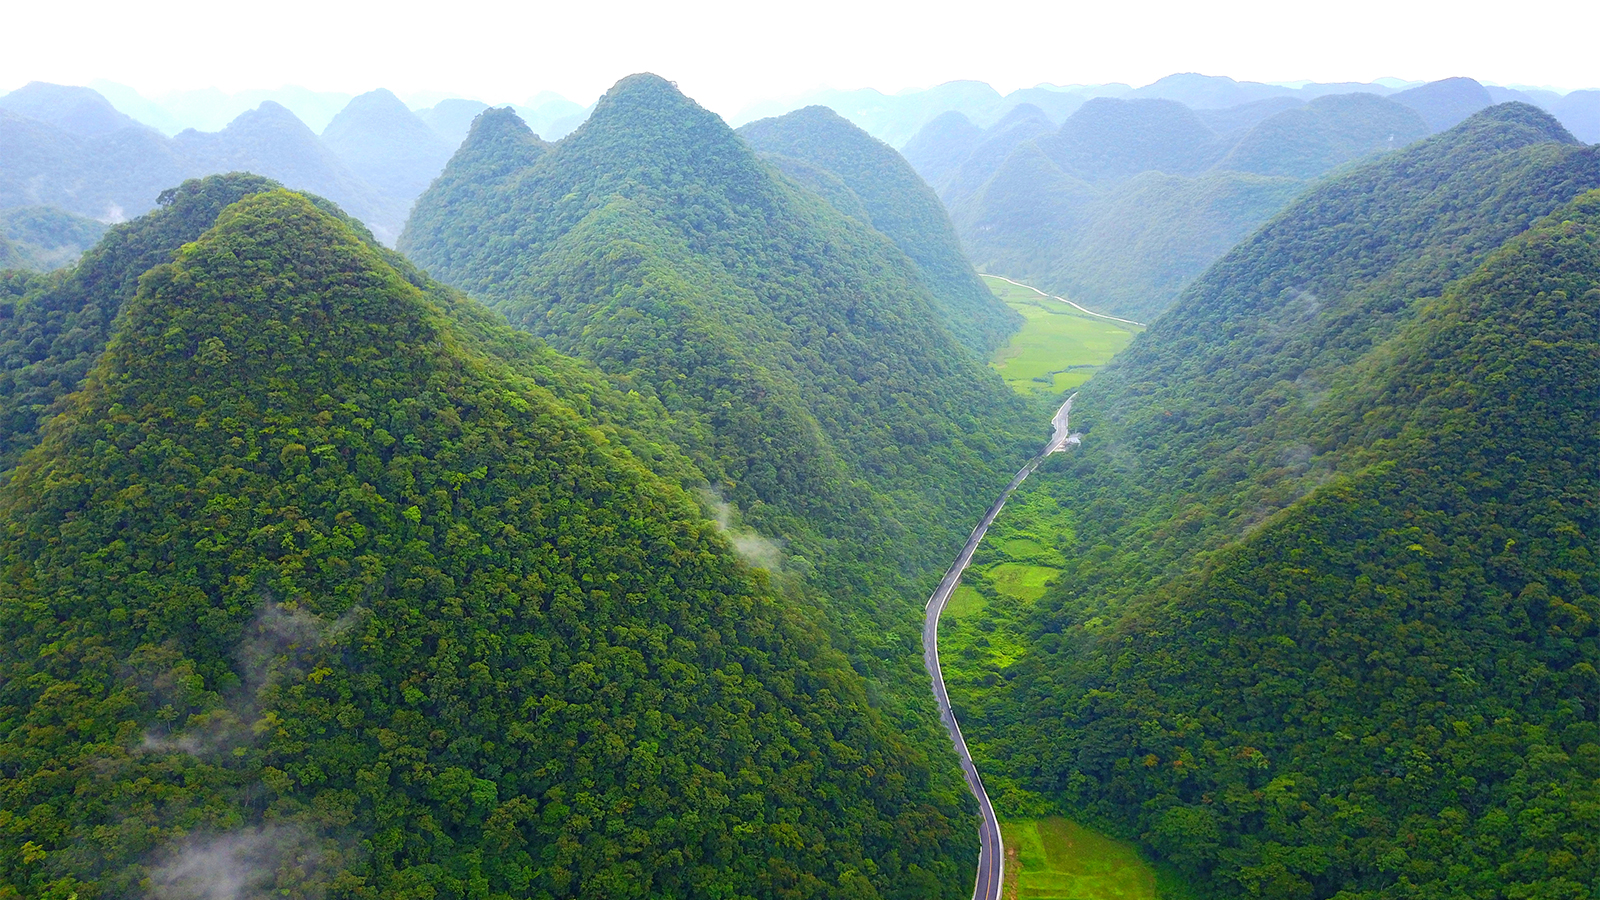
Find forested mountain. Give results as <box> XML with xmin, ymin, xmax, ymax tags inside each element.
<box><xmin>949</xmin><ymin>103</ymin><xmax>1600</xmax><ymax>898</ymax></box>
<box><xmin>901</xmin><ymin>110</ymin><xmax>998</xmax><ymax>190</ymax></box>
<box><xmin>1552</xmin><ymin>90</ymin><xmax>1600</xmax><ymax>143</ymax></box>
<box><xmin>1215</xmin><ymin>92</ymin><xmax>1430</xmax><ymax>178</ymax></box>
<box><xmin>737</xmin><ymin>105</ymin><xmax>1020</xmax><ymax>351</ymax></box>
<box><xmin>0</xmin><ymin>176</ymin><xmax>978</xmax><ymax>899</ymax></box>
<box><xmin>1037</xmin><ymin>98</ymin><xmax>1225</xmax><ymax>181</ymax></box>
<box><xmin>932</xmin><ymin>92</ymin><xmax>1433</xmax><ymax>320</ymax></box>
<box><xmin>732</xmin><ymin>80</ymin><xmax>1005</xmax><ymax>148</ymax></box>
<box><xmin>927</xmin><ymin>104</ymin><xmax>1056</xmax><ymax>213</ymax></box>
<box><xmin>320</xmin><ymin>88</ymin><xmax>456</xmax><ymax>206</ymax></box>
<box><xmin>0</xmin><ymin>206</ymin><xmax>106</xmax><ymax>271</ymax></box>
<box><xmin>401</xmin><ymin>75</ymin><xmax>1038</xmax><ymax>806</ymax></box>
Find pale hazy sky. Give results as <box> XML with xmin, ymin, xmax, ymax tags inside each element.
<box><xmin>6</xmin><ymin>0</ymin><xmax>1597</xmax><ymax>113</ymax></box>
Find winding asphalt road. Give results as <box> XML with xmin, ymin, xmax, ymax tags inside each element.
<box><xmin>923</xmin><ymin>393</ymin><xmax>1077</xmax><ymax>900</ymax></box>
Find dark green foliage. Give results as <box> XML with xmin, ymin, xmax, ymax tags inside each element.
<box><xmin>0</xmin><ymin>174</ymin><xmax>285</xmax><ymax>473</ymax></box>
<box><xmin>738</xmin><ymin>105</ymin><xmax>1019</xmax><ymax>352</ymax></box>
<box><xmin>949</xmin><ymin>104</ymin><xmax>1600</xmax><ymax>898</ymax></box>
<box><xmin>401</xmin><ymin>75</ymin><xmax>1037</xmax><ymax>648</ymax></box>
<box><xmin>396</xmin><ymin>108</ymin><xmax>550</xmax><ymax>283</ymax></box>
<box><xmin>0</xmin><ymin>189</ymin><xmax>974</xmax><ymax>899</ymax></box>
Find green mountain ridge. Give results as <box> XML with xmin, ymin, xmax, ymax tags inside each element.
<box><xmin>736</xmin><ymin>104</ymin><xmax>1020</xmax><ymax>352</ymax></box>
<box><xmin>948</xmin><ymin>101</ymin><xmax>1600</xmax><ymax>898</ymax></box>
<box><xmin>0</xmin><ymin>183</ymin><xmax>975</xmax><ymax>899</ymax></box>
<box><xmin>400</xmin><ymin>74</ymin><xmax>1038</xmax><ymax>645</ymax></box>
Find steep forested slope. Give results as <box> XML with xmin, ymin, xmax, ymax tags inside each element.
<box><xmin>0</xmin><ymin>206</ymin><xmax>107</xmax><ymax>271</ymax></box>
<box><xmin>1392</xmin><ymin>76</ymin><xmax>1493</xmax><ymax>131</ymax></box>
<box><xmin>1215</xmin><ymin>92</ymin><xmax>1429</xmax><ymax>178</ymax></box>
<box><xmin>927</xmin><ymin>105</ymin><xmax>1056</xmax><ymax>214</ymax></box>
<box><xmin>951</xmin><ymin>103</ymin><xmax>1600</xmax><ymax>899</ymax></box>
<box><xmin>0</xmin><ymin>187</ymin><xmax>976</xmax><ymax>900</ymax></box>
<box><xmin>901</xmin><ymin>110</ymin><xmax>986</xmax><ymax>188</ymax></box>
<box><xmin>0</xmin><ymin>174</ymin><xmax>288</xmax><ymax>473</ymax></box>
<box><xmin>1034</xmin><ymin>98</ymin><xmax>1224</xmax><ymax>182</ymax></box>
<box><xmin>401</xmin><ymin>75</ymin><xmax>1036</xmax><ymax>626</ymax></box>
<box><xmin>737</xmin><ymin>105</ymin><xmax>1019</xmax><ymax>352</ymax></box>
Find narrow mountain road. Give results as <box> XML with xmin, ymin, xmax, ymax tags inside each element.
<box><xmin>924</xmin><ymin>393</ymin><xmax>1077</xmax><ymax>900</ymax></box>
<box><xmin>984</xmin><ymin>274</ymin><xmax>1147</xmax><ymax>327</ymax></box>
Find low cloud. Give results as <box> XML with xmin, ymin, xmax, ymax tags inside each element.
<box><xmin>147</xmin><ymin>825</ymin><xmax>323</xmax><ymax>900</ymax></box>
<box><xmin>697</xmin><ymin>487</ymin><xmax>783</xmax><ymax>571</ymax></box>
<box><xmin>142</xmin><ymin>601</ymin><xmax>361</xmax><ymax>757</ymax></box>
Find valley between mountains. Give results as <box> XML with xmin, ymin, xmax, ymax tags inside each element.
<box><xmin>0</xmin><ymin>70</ymin><xmax>1596</xmax><ymax>900</ymax></box>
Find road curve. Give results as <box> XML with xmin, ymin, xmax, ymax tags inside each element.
<box><xmin>924</xmin><ymin>393</ymin><xmax>1077</xmax><ymax>900</ymax></box>
<box><xmin>983</xmin><ymin>274</ymin><xmax>1147</xmax><ymax>328</ymax></box>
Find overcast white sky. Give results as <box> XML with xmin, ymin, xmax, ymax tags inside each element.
<box><xmin>5</xmin><ymin>0</ymin><xmax>1597</xmax><ymax>113</ymax></box>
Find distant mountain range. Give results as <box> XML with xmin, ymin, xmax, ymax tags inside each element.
<box><xmin>899</xmin><ymin>76</ymin><xmax>1600</xmax><ymax>321</ymax></box>
<box><xmin>733</xmin><ymin>72</ymin><xmax>1600</xmax><ymax>149</ymax></box>
<box><xmin>3</xmin><ymin>72</ymin><xmax>1596</xmax><ymax>272</ymax></box>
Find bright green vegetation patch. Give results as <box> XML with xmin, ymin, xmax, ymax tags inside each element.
<box><xmin>1002</xmin><ymin>817</ymin><xmax>1189</xmax><ymax>900</ymax></box>
<box><xmin>983</xmin><ymin>275</ymin><xmax>1140</xmax><ymax>395</ymax></box>
<box><xmin>986</xmin><ymin>563</ymin><xmax>1059</xmax><ymax>602</ymax></box>
<box><xmin>943</xmin><ymin>582</ymin><xmax>986</xmax><ymax>619</ymax></box>
<box><xmin>939</xmin><ymin>480</ymin><xmax>1073</xmax><ymax>707</ymax></box>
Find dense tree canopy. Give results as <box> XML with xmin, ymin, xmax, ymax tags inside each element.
<box><xmin>0</xmin><ymin>188</ymin><xmax>977</xmax><ymax>899</ymax></box>
<box><xmin>737</xmin><ymin>105</ymin><xmax>1019</xmax><ymax>353</ymax></box>
<box><xmin>948</xmin><ymin>104</ymin><xmax>1600</xmax><ymax>898</ymax></box>
<box><xmin>401</xmin><ymin>75</ymin><xmax>1039</xmax><ymax>708</ymax></box>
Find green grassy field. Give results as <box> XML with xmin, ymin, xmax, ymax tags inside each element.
<box><xmin>1002</xmin><ymin>818</ymin><xmax>1195</xmax><ymax>900</ymax></box>
<box><xmin>984</xmin><ymin>275</ymin><xmax>1142</xmax><ymax>394</ymax></box>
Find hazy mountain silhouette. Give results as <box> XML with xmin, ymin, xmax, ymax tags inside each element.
<box><xmin>321</xmin><ymin>88</ymin><xmax>455</xmax><ymax>206</ymax></box>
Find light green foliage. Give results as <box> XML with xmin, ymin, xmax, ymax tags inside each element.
<box><xmin>0</xmin><ymin>184</ymin><xmax>976</xmax><ymax>899</ymax></box>
<box><xmin>1001</xmin><ymin>817</ymin><xmax>1193</xmax><ymax>900</ymax></box>
<box><xmin>983</xmin><ymin>276</ymin><xmax>1141</xmax><ymax>393</ymax></box>
<box><xmin>951</xmin><ymin>105</ymin><xmax>1600</xmax><ymax>899</ymax></box>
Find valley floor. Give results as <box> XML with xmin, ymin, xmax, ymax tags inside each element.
<box><xmin>982</xmin><ymin>275</ymin><xmax>1142</xmax><ymax>394</ymax></box>
<box><xmin>937</xmin><ymin>278</ymin><xmax>1191</xmax><ymax>899</ymax></box>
